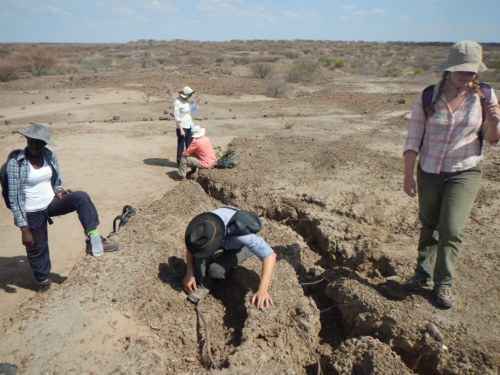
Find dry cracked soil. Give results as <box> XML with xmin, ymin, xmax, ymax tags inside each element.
<box><xmin>0</xmin><ymin>56</ymin><xmax>499</xmax><ymax>375</ymax></box>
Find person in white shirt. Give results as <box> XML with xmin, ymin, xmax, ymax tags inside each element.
<box><xmin>173</xmin><ymin>86</ymin><xmax>196</xmax><ymax>166</ymax></box>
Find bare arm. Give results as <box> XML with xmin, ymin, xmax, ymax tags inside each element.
<box><xmin>403</xmin><ymin>150</ymin><xmax>418</xmax><ymax>198</ymax></box>
<box><xmin>484</xmin><ymin>103</ymin><xmax>500</xmax><ymax>144</ymax></box>
<box><xmin>182</xmin><ymin>251</ymin><xmax>197</xmax><ymax>292</ymax></box>
<box><xmin>251</xmin><ymin>252</ymin><xmax>277</xmax><ymax>309</ymax></box>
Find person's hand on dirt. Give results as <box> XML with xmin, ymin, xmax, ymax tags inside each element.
<box><xmin>183</xmin><ymin>274</ymin><xmax>197</xmax><ymax>293</ymax></box>
<box><xmin>404</xmin><ymin>175</ymin><xmax>417</xmax><ymax>198</ymax></box>
<box><xmin>251</xmin><ymin>290</ymin><xmax>274</xmax><ymax>309</ymax></box>
<box><xmin>21</xmin><ymin>227</ymin><xmax>35</xmax><ymax>249</ymax></box>
<box><xmin>56</xmin><ymin>189</ymin><xmax>73</xmax><ymax>199</ymax></box>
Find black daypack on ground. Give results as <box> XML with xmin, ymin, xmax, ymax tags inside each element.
<box><xmin>215</xmin><ymin>150</ymin><xmax>240</xmax><ymax>169</ymax></box>
<box><xmin>224</xmin><ymin>206</ymin><xmax>262</xmax><ymax>237</ymax></box>
<box><xmin>421</xmin><ymin>82</ymin><xmax>491</xmax><ymax>151</ymax></box>
<box><xmin>1</xmin><ymin>149</ymin><xmax>22</xmax><ymax>210</ymax></box>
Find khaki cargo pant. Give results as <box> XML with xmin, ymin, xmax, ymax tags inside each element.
<box><xmin>178</xmin><ymin>156</ymin><xmax>202</xmax><ymax>177</ymax></box>
<box><xmin>415</xmin><ymin>163</ymin><xmax>481</xmax><ymax>288</ymax></box>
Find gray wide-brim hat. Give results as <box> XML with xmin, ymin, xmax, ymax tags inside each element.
<box><xmin>440</xmin><ymin>40</ymin><xmax>487</xmax><ymax>73</ymax></box>
<box><xmin>18</xmin><ymin>123</ymin><xmax>56</xmax><ymax>146</ymax></box>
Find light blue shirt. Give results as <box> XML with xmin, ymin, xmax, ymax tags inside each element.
<box><xmin>212</xmin><ymin>207</ymin><xmax>274</xmax><ymax>260</ymax></box>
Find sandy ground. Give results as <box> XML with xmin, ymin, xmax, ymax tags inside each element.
<box><xmin>0</xmin><ymin>71</ymin><xmax>499</xmax><ymax>375</ymax></box>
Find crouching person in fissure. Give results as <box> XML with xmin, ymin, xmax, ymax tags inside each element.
<box><xmin>182</xmin><ymin>206</ymin><xmax>276</xmax><ymax>309</ymax></box>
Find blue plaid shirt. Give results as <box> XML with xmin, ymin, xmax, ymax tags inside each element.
<box><xmin>7</xmin><ymin>148</ymin><xmax>62</xmax><ymax>227</ymax></box>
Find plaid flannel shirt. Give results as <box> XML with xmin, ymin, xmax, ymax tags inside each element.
<box><xmin>7</xmin><ymin>148</ymin><xmax>62</xmax><ymax>227</ymax></box>
<box><xmin>404</xmin><ymin>87</ymin><xmax>498</xmax><ymax>174</ymax></box>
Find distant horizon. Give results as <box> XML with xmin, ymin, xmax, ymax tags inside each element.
<box><xmin>2</xmin><ymin>39</ymin><xmax>500</xmax><ymax>46</ymax></box>
<box><xmin>1</xmin><ymin>1</ymin><xmax>500</xmax><ymax>44</ymax></box>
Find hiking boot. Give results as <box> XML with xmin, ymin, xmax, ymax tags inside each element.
<box><xmin>404</xmin><ymin>274</ymin><xmax>433</xmax><ymax>291</ymax></box>
<box><xmin>435</xmin><ymin>287</ymin><xmax>454</xmax><ymax>309</ymax></box>
<box><xmin>187</xmin><ymin>287</ymin><xmax>210</xmax><ymax>304</ymax></box>
<box><xmin>186</xmin><ymin>168</ymin><xmax>198</xmax><ymax>180</ymax></box>
<box><xmin>38</xmin><ymin>279</ymin><xmax>52</xmax><ymax>293</ymax></box>
<box><xmin>86</xmin><ymin>236</ymin><xmax>119</xmax><ymax>256</ymax></box>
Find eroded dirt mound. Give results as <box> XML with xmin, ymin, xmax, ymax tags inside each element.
<box><xmin>1</xmin><ymin>73</ymin><xmax>499</xmax><ymax>374</ymax></box>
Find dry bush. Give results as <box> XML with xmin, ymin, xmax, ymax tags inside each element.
<box><xmin>251</xmin><ymin>62</ymin><xmax>272</xmax><ymax>79</ymax></box>
<box><xmin>285</xmin><ymin>58</ymin><xmax>319</xmax><ymax>83</ymax></box>
<box><xmin>266</xmin><ymin>76</ymin><xmax>288</xmax><ymax>98</ymax></box>
<box><xmin>0</xmin><ymin>56</ymin><xmax>18</xmax><ymax>81</ymax></box>
<box><xmin>187</xmin><ymin>55</ymin><xmax>205</xmax><ymax>66</ymax></box>
<box><xmin>18</xmin><ymin>47</ymin><xmax>58</xmax><ymax>77</ymax></box>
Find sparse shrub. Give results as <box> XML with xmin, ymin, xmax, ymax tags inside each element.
<box><xmin>231</xmin><ymin>56</ymin><xmax>250</xmax><ymax>65</ymax></box>
<box><xmin>286</xmin><ymin>58</ymin><xmax>319</xmax><ymax>83</ymax></box>
<box><xmin>413</xmin><ymin>67</ymin><xmax>424</xmax><ymax>75</ymax></box>
<box><xmin>19</xmin><ymin>47</ymin><xmax>58</xmax><ymax>77</ymax></box>
<box><xmin>187</xmin><ymin>55</ymin><xmax>205</xmax><ymax>66</ymax></box>
<box><xmin>117</xmin><ymin>58</ymin><xmax>135</xmax><ymax>71</ymax></box>
<box><xmin>251</xmin><ymin>63</ymin><xmax>272</xmax><ymax>79</ymax></box>
<box><xmin>0</xmin><ymin>57</ymin><xmax>18</xmax><ymax>81</ymax></box>
<box><xmin>319</xmin><ymin>55</ymin><xmax>333</xmax><ymax>68</ymax></box>
<box><xmin>284</xmin><ymin>120</ymin><xmax>295</xmax><ymax>129</ymax></box>
<box><xmin>334</xmin><ymin>59</ymin><xmax>345</xmax><ymax>69</ymax></box>
<box><xmin>266</xmin><ymin>76</ymin><xmax>288</xmax><ymax>98</ymax></box>
<box><xmin>283</xmin><ymin>50</ymin><xmax>300</xmax><ymax>59</ymax></box>
<box><xmin>386</xmin><ymin>64</ymin><xmax>404</xmax><ymax>77</ymax></box>
<box><xmin>493</xmin><ymin>60</ymin><xmax>500</xmax><ymax>71</ymax></box>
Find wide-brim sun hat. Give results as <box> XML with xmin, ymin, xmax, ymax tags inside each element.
<box><xmin>185</xmin><ymin>212</ymin><xmax>225</xmax><ymax>259</ymax></box>
<box><xmin>440</xmin><ymin>40</ymin><xmax>487</xmax><ymax>73</ymax></box>
<box><xmin>179</xmin><ymin>86</ymin><xmax>195</xmax><ymax>99</ymax></box>
<box><xmin>191</xmin><ymin>125</ymin><xmax>206</xmax><ymax>138</ymax></box>
<box><xmin>18</xmin><ymin>123</ymin><xmax>56</xmax><ymax>146</ymax></box>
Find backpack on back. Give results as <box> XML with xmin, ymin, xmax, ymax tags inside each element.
<box><xmin>221</xmin><ymin>205</ymin><xmax>262</xmax><ymax>237</ymax></box>
<box><xmin>1</xmin><ymin>149</ymin><xmax>22</xmax><ymax>210</ymax></box>
<box><xmin>421</xmin><ymin>82</ymin><xmax>491</xmax><ymax>150</ymax></box>
<box><xmin>215</xmin><ymin>150</ymin><xmax>240</xmax><ymax>169</ymax></box>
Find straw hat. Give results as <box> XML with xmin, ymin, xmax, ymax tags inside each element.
<box><xmin>191</xmin><ymin>125</ymin><xmax>206</xmax><ymax>138</ymax></box>
<box><xmin>179</xmin><ymin>86</ymin><xmax>195</xmax><ymax>99</ymax></box>
<box><xmin>441</xmin><ymin>40</ymin><xmax>487</xmax><ymax>73</ymax></box>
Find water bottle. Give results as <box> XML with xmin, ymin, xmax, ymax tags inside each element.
<box><xmin>190</xmin><ymin>100</ymin><xmax>198</xmax><ymax>115</ymax></box>
<box><xmin>89</xmin><ymin>234</ymin><xmax>104</xmax><ymax>257</ymax></box>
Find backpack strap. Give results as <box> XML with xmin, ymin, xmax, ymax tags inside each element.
<box><xmin>422</xmin><ymin>84</ymin><xmax>436</xmax><ymax>119</ymax></box>
<box><xmin>419</xmin><ymin>84</ymin><xmax>436</xmax><ymax>150</ymax></box>
<box><xmin>478</xmin><ymin>83</ymin><xmax>492</xmax><ymax>150</ymax></box>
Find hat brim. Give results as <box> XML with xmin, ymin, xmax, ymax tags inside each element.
<box><xmin>18</xmin><ymin>131</ymin><xmax>56</xmax><ymax>146</ymax></box>
<box><xmin>441</xmin><ymin>61</ymin><xmax>487</xmax><ymax>73</ymax></box>
<box><xmin>192</xmin><ymin>128</ymin><xmax>206</xmax><ymax>138</ymax></box>
<box><xmin>185</xmin><ymin>212</ymin><xmax>225</xmax><ymax>259</ymax></box>
<box><xmin>179</xmin><ymin>91</ymin><xmax>195</xmax><ymax>99</ymax></box>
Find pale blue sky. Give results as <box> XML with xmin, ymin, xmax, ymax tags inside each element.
<box><xmin>1</xmin><ymin>0</ymin><xmax>499</xmax><ymax>44</ymax></box>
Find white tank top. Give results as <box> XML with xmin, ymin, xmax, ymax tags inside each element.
<box><xmin>25</xmin><ymin>159</ymin><xmax>55</xmax><ymax>212</ymax></box>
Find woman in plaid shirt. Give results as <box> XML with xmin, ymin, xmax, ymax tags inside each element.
<box><xmin>403</xmin><ymin>41</ymin><xmax>500</xmax><ymax>308</ymax></box>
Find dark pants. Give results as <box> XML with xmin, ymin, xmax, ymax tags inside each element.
<box><xmin>176</xmin><ymin>128</ymin><xmax>193</xmax><ymax>165</ymax></box>
<box><xmin>26</xmin><ymin>191</ymin><xmax>100</xmax><ymax>282</ymax></box>
<box><xmin>194</xmin><ymin>247</ymin><xmax>253</xmax><ymax>289</ymax></box>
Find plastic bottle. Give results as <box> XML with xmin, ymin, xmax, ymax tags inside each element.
<box><xmin>89</xmin><ymin>234</ymin><xmax>104</xmax><ymax>256</ymax></box>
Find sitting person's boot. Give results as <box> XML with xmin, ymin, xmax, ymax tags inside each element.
<box><xmin>186</xmin><ymin>167</ymin><xmax>198</xmax><ymax>180</ymax></box>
